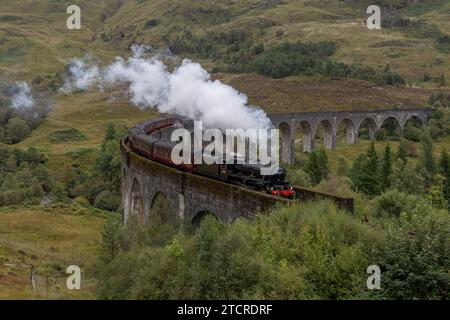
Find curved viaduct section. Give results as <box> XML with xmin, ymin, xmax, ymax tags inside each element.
<box><xmin>270</xmin><ymin>108</ymin><xmax>434</xmax><ymax>164</ymax></box>
<box><xmin>120</xmin><ymin>140</ymin><xmax>290</xmax><ymax>225</ymax></box>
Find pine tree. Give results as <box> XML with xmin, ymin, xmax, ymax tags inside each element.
<box><xmin>381</xmin><ymin>143</ymin><xmax>393</xmax><ymax>191</ymax></box>
<box><xmin>365</xmin><ymin>142</ymin><xmax>380</xmax><ymax>195</ymax></box>
<box><xmin>348</xmin><ymin>144</ymin><xmax>382</xmax><ymax>196</ymax></box>
<box><xmin>428</xmin><ymin>175</ymin><xmax>447</xmax><ymax>209</ymax></box>
<box><xmin>305</xmin><ymin>150</ymin><xmax>320</xmax><ymax>185</ymax></box>
<box><xmin>396</xmin><ymin>139</ymin><xmax>409</xmax><ymax>164</ymax></box>
<box><xmin>439</xmin><ymin>149</ymin><xmax>450</xmax><ymax>204</ymax></box>
<box><xmin>348</xmin><ymin>154</ymin><xmax>368</xmax><ymax>193</ymax></box>
<box><xmin>305</xmin><ymin>148</ymin><xmax>329</xmax><ymax>185</ymax></box>
<box><xmin>391</xmin><ymin>159</ymin><xmax>425</xmax><ymax>195</ymax></box>
<box><xmin>316</xmin><ymin>147</ymin><xmax>329</xmax><ymax>182</ymax></box>
<box><xmin>102</xmin><ymin>123</ymin><xmax>117</xmax><ymax>151</ymax></box>
<box><xmin>418</xmin><ymin>130</ymin><xmax>435</xmax><ymax>187</ymax></box>
<box><xmin>99</xmin><ymin>214</ymin><xmax>121</xmax><ymax>263</ymax></box>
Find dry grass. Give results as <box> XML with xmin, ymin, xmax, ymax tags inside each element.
<box><xmin>0</xmin><ymin>206</ymin><xmax>105</xmax><ymax>299</ymax></box>
<box><xmin>221</xmin><ymin>73</ymin><xmax>434</xmax><ymax>113</ymax></box>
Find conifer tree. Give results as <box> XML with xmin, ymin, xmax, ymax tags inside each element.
<box><xmin>391</xmin><ymin>159</ymin><xmax>425</xmax><ymax>195</ymax></box>
<box><xmin>381</xmin><ymin>143</ymin><xmax>393</xmax><ymax>191</ymax></box>
<box><xmin>439</xmin><ymin>150</ymin><xmax>450</xmax><ymax>204</ymax></box>
<box><xmin>305</xmin><ymin>151</ymin><xmax>320</xmax><ymax>185</ymax></box>
<box><xmin>316</xmin><ymin>147</ymin><xmax>329</xmax><ymax>182</ymax></box>
<box><xmin>99</xmin><ymin>214</ymin><xmax>121</xmax><ymax>263</ymax></box>
<box><xmin>305</xmin><ymin>147</ymin><xmax>329</xmax><ymax>185</ymax></box>
<box><xmin>365</xmin><ymin>142</ymin><xmax>380</xmax><ymax>195</ymax></box>
<box><xmin>396</xmin><ymin>139</ymin><xmax>409</xmax><ymax>164</ymax></box>
<box><xmin>102</xmin><ymin>123</ymin><xmax>117</xmax><ymax>151</ymax></box>
<box><xmin>418</xmin><ymin>130</ymin><xmax>435</xmax><ymax>187</ymax></box>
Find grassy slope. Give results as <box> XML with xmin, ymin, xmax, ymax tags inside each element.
<box><xmin>0</xmin><ymin>0</ymin><xmax>446</xmax><ymax>154</ymax></box>
<box><xmin>0</xmin><ymin>0</ymin><xmax>120</xmax><ymax>80</ymax></box>
<box><xmin>101</xmin><ymin>0</ymin><xmax>450</xmax><ymax>83</ymax></box>
<box><xmin>0</xmin><ymin>207</ymin><xmax>105</xmax><ymax>299</ymax></box>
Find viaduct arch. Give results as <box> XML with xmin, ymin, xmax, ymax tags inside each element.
<box><xmin>121</xmin><ymin>139</ymin><xmax>291</xmax><ymax>225</ymax></box>
<box><xmin>121</xmin><ymin>138</ymin><xmax>354</xmax><ymax>225</ymax></box>
<box><xmin>270</xmin><ymin>108</ymin><xmax>433</xmax><ymax>164</ymax></box>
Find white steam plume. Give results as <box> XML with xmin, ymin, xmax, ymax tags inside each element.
<box><xmin>64</xmin><ymin>58</ymin><xmax>100</xmax><ymax>92</ymax></box>
<box><xmin>65</xmin><ymin>47</ymin><xmax>273</xmax><ymax>130</ymax></box>
<box><xmin>11</xmin><ymin>81</ymin><xmax>34</xmax><ymax>109</ymax></box>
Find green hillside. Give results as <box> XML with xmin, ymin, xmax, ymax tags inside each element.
<box><xmin>0</xmin><ymin>0</ymin><xmax>449</xmax><ymax>300</ymax></box>
<box><xmin>0</xmin><ymin>0</ymin><xmax>447</xmax><ymax>153</ymax></box>
<box><xmin>1</xmin><ymin>0</ymin><xmax>449</xmax><ymax>84</ymax></box>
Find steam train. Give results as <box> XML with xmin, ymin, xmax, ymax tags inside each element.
<box><xmin>127</xmin><ymin>117</ymin><xmax>295</xmax><ymax>199</ymax></box>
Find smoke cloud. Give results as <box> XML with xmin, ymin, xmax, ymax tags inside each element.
<box><xmin>11</xmin><ymin>81</ymin><xmax>34</xmax><ymax>109</ymax></box>
<box><xmin>64</xmin><ymin>58</ymin><xmax>100</xmax><ymax>92</ymax></box>
<box><xmin>65</xmin><ymin>46</ymin><xmax>273</xmax><ymax>130</ymax></box>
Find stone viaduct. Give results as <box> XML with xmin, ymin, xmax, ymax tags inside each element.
<box><xmin>121</xmin><ymin>139</ymin><xmax>289</xmax><ymax>225</ymax></box>
<box><xmin>269</xmin><ymin>108</ymin><xmax>434</xmax><ymax>164</ymax></box>
<box><xmin>121</xmin><ymin>139</ymin><xmax>353</xmax><ymax>226</ymax></box>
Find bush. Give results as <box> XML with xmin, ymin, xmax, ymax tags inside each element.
<box><xmin>404</xmin><ymin>124</ymin><xmax>422</xmax><ymax>142</ymax></box>
<box><xmin>94</xmin><ymin>190</ymin><xmax>120</xmax><ymax>211</ymax></box>
<box><xmin>316</xmin><ymin>176</ymin><xmax>354</xmax><ymax>197</ymax></box>
<box><xmin>74</xmin><ymin>178</ymin><xmax>105</xmax><ymax>203</ymax></box>
<box><xmin>287</xmin><ymin>169</ymin><xmax>311</xmax><ymax>187</ymax></box>
<box><xmin>372</xmin><ymin>190</ymin><xmax>425</xmax><ymax>218</ymax></box>
<box><xmin>375</xmin><ymin>128</ymin><xmax>388</xmax><ymax>141</ymax></box>
<box><xmin>336</xmin><ymin>156</ymin><xmax>349</xmax><ymax>176</ymax></box>
<box><xmin>373</xmin><ymin>206</ymin><xmax>449</xmax><ymax>300</ymax></box>
<box><xmin>48</xmin><ymin>128</ymin><xmax>87</xmax><ymax>143</ymax></box>
<box><xmin>4</xmin><ymin>117</ymin><xmax>30</xmax><ymax>144</ymax></box>
<box><xmin>97</xmin><ymin>201</ymin><xmax>380</xmax><ymax>300</ymax></box>
<box><xmin>73</xmin><ymin>196</ymin><xmax>90</xmax><ymax>208</ymax></box>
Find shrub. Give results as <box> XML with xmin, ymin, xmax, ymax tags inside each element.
<box><xmin>404</xmin><ymin>123</ymin><xmax>422</xmax><ymax>142</ymax></box>
<box><xmin>73</xmin><ymin>196</ymin><xmax>90</xmax><ymax>208</ymax></box>
<box><xmin>97</xmin><ymin>201</ymin><xmax>380</xmax><ymax>300</ymax></box>
<box><xmin>336</xmin><ymin>156</ymin><xmax>349</xmax><ymax>176</ymax></box>
<box><xmin>390</xmin><ymin>159</ymin><xmax>425</xmax><ymax>195</ymax></box>
<box><xmin>373</xmin><ymin>206</ymin><xmax>449</xmax><ymax>299</ymax></box>
<box><xmin>48</xmin><ymin>128</ymin><xmax>87</xmax><ymax>143</ymax></box>
<box><xmin>4</xmin><ymin>117</ymin><xmax>30</xmax><ymax>144</ymax></box>
<box><xmin>372</xmin><ymin>190</ymin><xmax>425</xmax><ymax>218</ymax></box>
<box><xmin>94</xmin><ymin>190</ymin><xmax>120</xmax><ymax>211</ymax></box>
<box><xmin>305</xmin><ymin>148</ymin><xmax>329</xmax><ymax>185</ymax></box>
<box><xmin>375</xmin><ymin>128</ymin><xmax>388</xmax><ymax>141</ymax></box>
<box><xmin>287</xmin><ymin>169</ymin><xmax>311</xmax><ymax>187</ymax></box>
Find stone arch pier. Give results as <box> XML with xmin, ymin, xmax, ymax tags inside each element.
<box><xmin>270</xmin><ymin>108</ymin><xmax>433</xmax><ymax>164</ymax></box>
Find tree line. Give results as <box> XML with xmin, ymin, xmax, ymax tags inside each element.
<box><xmin>168</xmin><ymin>29</ymin><xmax>406</xmax><ymax>85</ymax></box>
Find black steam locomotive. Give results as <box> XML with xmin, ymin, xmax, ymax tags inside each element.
<box><xmin>128</xmin><ymin>117</ymin><xmax>295</xmax><ymax>199</ymax></box>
